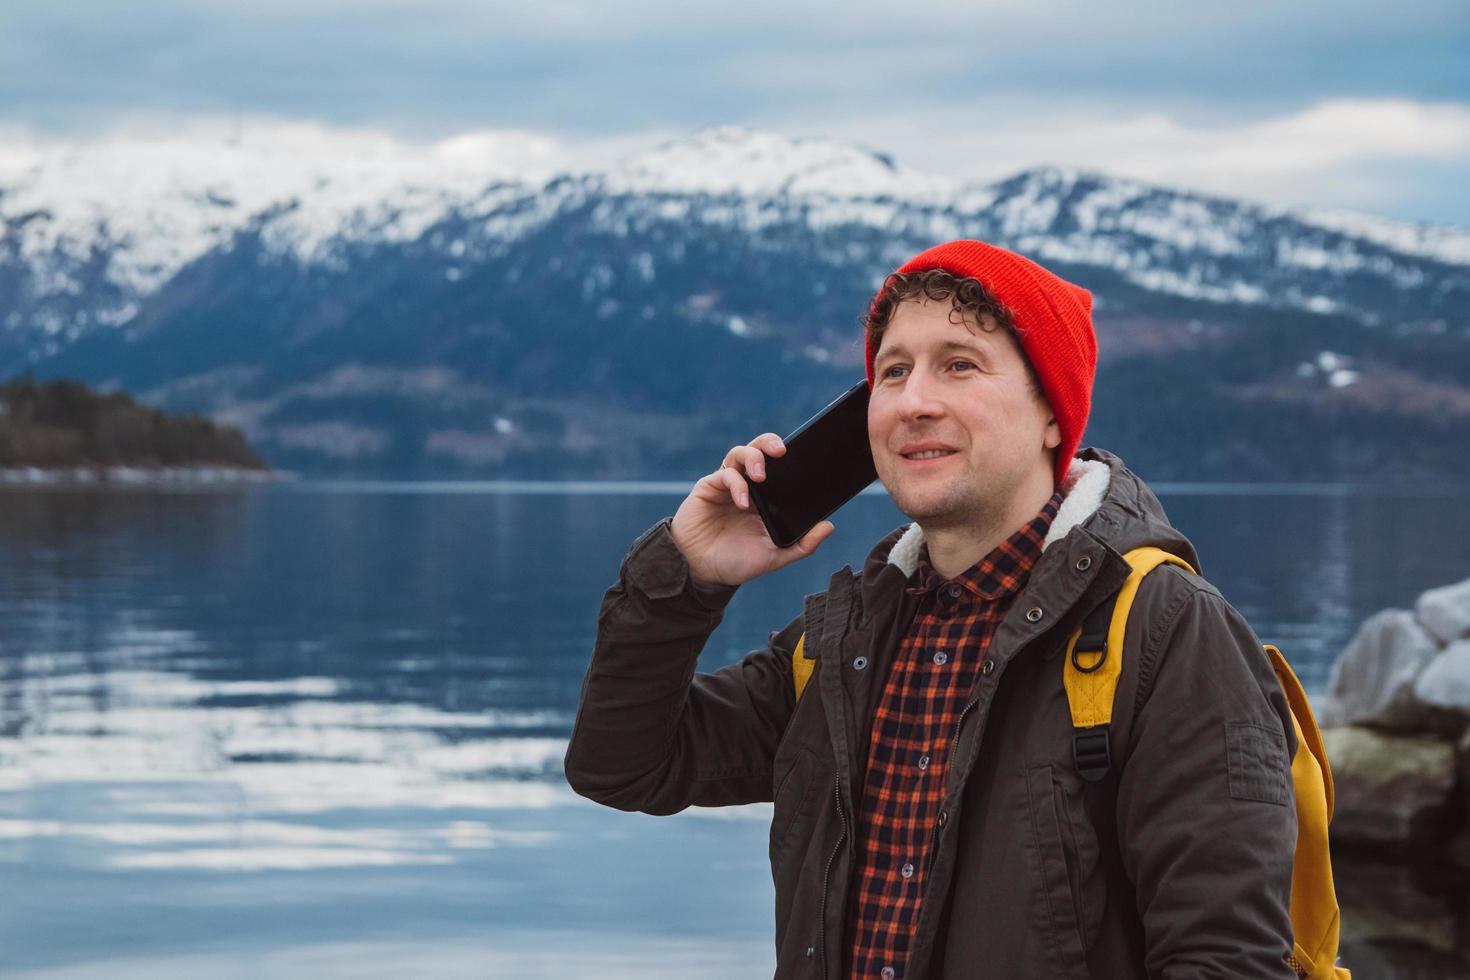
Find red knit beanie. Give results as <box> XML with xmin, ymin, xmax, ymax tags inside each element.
<box><xmin>865</xmin><ymin>240</ymin><xmax>1097</xmax><ymax>487</ymax></box>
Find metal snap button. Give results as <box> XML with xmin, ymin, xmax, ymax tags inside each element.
<box><xmin>981</xmin><ymin>659</ymin><xmax>995</xmax><ymax>676</ymax></box>
<box><xmin>853</xmin><ymin>656</ymin><xmax>868</xmax><ymax>671</ymax></box>
<box><xmin>1026</xmin><ymin>607</ymin><xmax>1044</xmax><ymax>623</ymax></box>
<box><xmin>1076</xmin><ymin>556</ymin><xmax>1092</xmax><ymax>571</ymax></box>
<box><xmin>937</xmin><ymin>810</ymin><xmax>948</xmax><ymax>828</ymax></box>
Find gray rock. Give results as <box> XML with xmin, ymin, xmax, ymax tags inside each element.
<box><xmin>1461</xmin><ymin>725</ymin><xmax>1470</xmax><ymax>790</ymax></box>
<box><xmin>1322</xmin><ymin>726</ymin><xmax>1456</xmax><ymax>849</ymax></box>
<box><xmin>1320</xmin><ymin>609</ymin><xmax>1439</xmax><ymax>732</ymax></box>
<box><xmin>1454</xmin><ymin>726</ymin><xmax>1470</xmax><ymax>868</ymax></box>
<box><xmin>1411</xmin><ymin>640</ymin><xmax>1470</xmax><ymax>726</ymax></box>
<box><xmin>1336</xmin><ymin>859</ymin><xmax>1459</xmax><ymax>954</ymax></box>
<box><xmin>1416</xmin><ymin>576</ymin><xmax>1470</xmax><ymax>647</ymax></box>
<box><xmin>1338</xmin><ymin>939</ymin><xmax>1470</xmax><ymax>980</ymax></box>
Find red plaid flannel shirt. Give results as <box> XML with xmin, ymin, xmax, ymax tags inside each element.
<box><xmin>845</xmin><ymin>491</ymin><xmax>1062</xmax><ymax>980</ymax></box>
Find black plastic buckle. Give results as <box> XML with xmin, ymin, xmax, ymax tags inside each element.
<box><xmin>1073</xmin><ymin>727</ymin><xmax>1112</xmax><ymax>782</ymax></box>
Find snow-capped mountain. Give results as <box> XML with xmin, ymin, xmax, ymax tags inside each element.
<box><xmin>0</xmin><ymin>122</ymin><xmax>563</xmax><ymax>341</ymax></box>
<box><xmin>1</xmin><ymin>125</ymin><xmax>1466</xmax><ymax>481</ymax></box>
<box><xmin>4</xmin><ymin>124</ymin><xmax>1466</xmax><ymax>345</ymax></box>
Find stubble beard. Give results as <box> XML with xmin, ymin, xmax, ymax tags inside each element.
<box><xmin>886</xmin><ymin>464</ymin><xmax>1005</xmax><ymax>535</ymax></box>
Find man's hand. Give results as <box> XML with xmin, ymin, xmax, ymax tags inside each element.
<box><xmin>671</xmin><ymin>433</ymin><xmax>835</xmax><ymax>588</ymax></box>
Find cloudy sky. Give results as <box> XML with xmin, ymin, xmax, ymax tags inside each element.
<box><xmin>2</xmin><ymin>0</ymin><xmax>1467</xmax><ymax>223</ymax></box>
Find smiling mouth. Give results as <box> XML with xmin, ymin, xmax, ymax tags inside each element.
<box><xmin>902</xmin><ymin>449</ymin><xmax>957</xmax><ymax>460</ymax></box>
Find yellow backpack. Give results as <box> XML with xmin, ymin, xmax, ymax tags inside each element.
<box><xmin>789</xmin><ymin>545</ymin><xmax>1349</xmax><ymax>979</ymax></box>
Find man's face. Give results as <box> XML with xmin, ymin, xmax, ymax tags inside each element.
<box><xmin>867</xmin><ymin>299</ymin><xmax>1060</xmax><ymax>530</ymax></box>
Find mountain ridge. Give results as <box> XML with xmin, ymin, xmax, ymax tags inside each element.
<box><xmin>5</xmin><ymin>124</ymin><xmax>1467</xmax><ymax>335</ymax></box>
<box><xmin>1</xmin><ymin>125</ymin><xmax>1466</xmax><ymax>482</ymax></box>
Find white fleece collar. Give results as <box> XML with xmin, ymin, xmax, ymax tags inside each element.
<box><xmin>885</xmin><ymin>457</ymin><xmax>1112</xmax><ymax>578</ymax></box>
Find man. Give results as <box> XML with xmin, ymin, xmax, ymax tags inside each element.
<box><xmin>565</xmin><ymin>240</ymin><xmax>1299</xmax><ymax>978</ymax></box>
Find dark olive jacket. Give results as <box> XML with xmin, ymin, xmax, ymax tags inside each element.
<box><xmin>565</xmin><ymin>448</ymin><xmax>1299</xmax><ymax>979</ymax></box>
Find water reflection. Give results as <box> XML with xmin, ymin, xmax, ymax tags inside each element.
<box><xmin>0</xmin><ymin>483</ymin><xmax>1466</xmax><ymax>977</ymax></box>
<box><xmin>2</xmin><ymin>626</ymin><xmax>570</xmax><ymax>871</ymax></box>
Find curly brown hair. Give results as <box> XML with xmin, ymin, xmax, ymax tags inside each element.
<box><xmin>865</xmin><ymin>268</ymin><xmax>1042</xmax><ymax>396</ymax></box>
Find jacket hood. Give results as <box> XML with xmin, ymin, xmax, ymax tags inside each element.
<box><xmin>861</xmin><ymin>447</ymin><xmax>1202</xmax><ymax>591</ymax></box>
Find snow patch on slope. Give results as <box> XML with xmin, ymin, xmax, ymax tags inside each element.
<box><xmin>603</xmin><ymin>126</ymin><xmax>955</xmax><ymax>201</ymax></box>
<box><xmin>0</xmin><ymin>120</ymin><xmax>562</xmax><ymax>294</ymax></box>
<box><xmin>1294</xmin><ymin>207</ymin><xmax>1470</xmax><ymax>266</ymax></box>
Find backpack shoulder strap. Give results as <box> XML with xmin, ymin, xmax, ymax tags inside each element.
<box><xmin>1064</xmin><ymin>550</ymin><xmax>1350</xmax><ymax>978</ymax></box>
<box><xmin>1063</xmin><ymin>546</ymin><xmax>1195</xmax><ymax>780</ymax></box>
<box><xmin>1267</xmin><ymin>645</ymin><xmax>1347</xmax><ymax>979</ymax></box>
<box><xmin>791</xmin><ymin>633</ymin><xmax>816</xmax><ymax>702</ymax></box>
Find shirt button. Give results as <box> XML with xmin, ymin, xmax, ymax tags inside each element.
<box><xmin>932</xmin><ymin>650</ymin><xmax>948</xmax><ymax>666</ymax></box>
<box><xmin>901</xmin><ymin>863</ymin><xmax>914</xmax><ymax>879</ymax></box>
<box><xmin>1026</xmin><ymin>606</ymin><xmax>1044</xmax><ymax>623</ymax></box>
<box><xmin>981</xmin><ymin>659</ymin><xmax>995</xmax><ymax>676</ymax></box>
<box><xmin>947</xmin><ymin>585</ymin><xmax>962</xmax><ymax>599</ymax></box>
<box><xmin>917</xmin><ymin>755</ymin><xmax>930</xmax><ymax>770</ymax></box>
<box><xmin>882</xmin><ymin>968</ymin><xmax>896</xmax><ymax>980</ymax></box>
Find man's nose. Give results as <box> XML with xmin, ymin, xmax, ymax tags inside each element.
<box><xmin>896</xmin><ymin>367</ymin><xmax>945</xmax><ymax>421</ymax></box>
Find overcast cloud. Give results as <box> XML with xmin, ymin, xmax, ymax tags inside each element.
<box><xmin>1</xmin><ymin>0</ymin><xmax>1466</xmax><ymax>222</ymax></box>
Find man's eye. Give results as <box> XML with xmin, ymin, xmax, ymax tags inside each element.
<box><xmin>883</xmin><ymin>365</ymin><xmax>909</xmax><ymax>379</ymax></box>
<box><xmin>951</xmin><ymin>360</ymin><xmax>977</xmax><ymax>372</ymax></box>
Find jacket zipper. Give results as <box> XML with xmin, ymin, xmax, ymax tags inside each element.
<box><xmin>819</xmin><ymin>774</ymin><xmax>847</xmax><ymax>980</ymax></box>
<box><xmin>948</xmin><ymin>698</ymin><xmax>977</xmax><ymax>772</ymax></box>
<box><xmin>925</xmin><ymin>697</ymin><xmax>979</xmax><ymax>875</ymax></box>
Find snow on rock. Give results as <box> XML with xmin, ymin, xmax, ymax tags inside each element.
<box><xmin>1321</xmin><ymin>609</ymin><xmax>1441</xmax><ymax>731</ymax></box>
<box><xmin>1416</xmin><ymin>577</ymin><xmax>1470</xmax><ymax>647</ymax></box>
<box><xmin>1413</xmin><ymin>640</ymin><xmax>1470</xmax><ymax>717</ymax></box>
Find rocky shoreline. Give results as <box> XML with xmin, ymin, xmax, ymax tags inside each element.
<box><xmin>1318</xmin><ymin>576</ymin><xmax>1470</xmax><ymax>977</ymax></box>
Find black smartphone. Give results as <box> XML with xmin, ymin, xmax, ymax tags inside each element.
<box><xmin>748</xmin><ymin>380</ymin><xmax>878</xmax><ymax>548</ymax></box>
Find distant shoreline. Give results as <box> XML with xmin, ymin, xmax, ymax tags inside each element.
<box><xmin>0</xmin><ymin>465</ymin><xmax>279</xmax><ymax>488</ymax></box>
<box><xmin>0</xmin><ymin>472</ymin><xmax>1458</xmax><ymax>497</ymax></box>
<box><xmin>279</xmin><ymin>479</ymin><xmax>1463</xmax><ymax>498</ymax></box>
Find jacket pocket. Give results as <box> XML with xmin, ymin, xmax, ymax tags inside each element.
<box><xmin>771</xmin><ymin>747</ymin><xmax>824</xmax><ymax>964</ymax></box>
<box><xmin>1026</xmin><ymin>764</ymin><xmax>1091</xmax><ymax>979</ymax></box>
<box><xmin>771</xmin><ymin>748</ymin><xmax>820</xmax><ymax>877</ymax></box>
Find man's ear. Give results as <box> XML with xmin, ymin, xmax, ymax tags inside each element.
<box><xmin>1044</xmin><ymin>415</ymin><xmax>1061</xmax><ymax>450</ymax></box>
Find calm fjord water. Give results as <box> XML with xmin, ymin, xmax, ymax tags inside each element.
<box><xmin>0</xmin><ymin>481</ymin><xmax>1466</xmax><ymax>978</ymax></box>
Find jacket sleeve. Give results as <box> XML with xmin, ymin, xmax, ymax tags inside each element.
<box><xmin>563</xmin><ymin>517</ymin><xmax>804</xmax><ymax>815</ymax></box>
<box><xmin>1116</xmin><ymin>578</ymin><xmax>1300</xmax><ymax>980</ymax></box>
